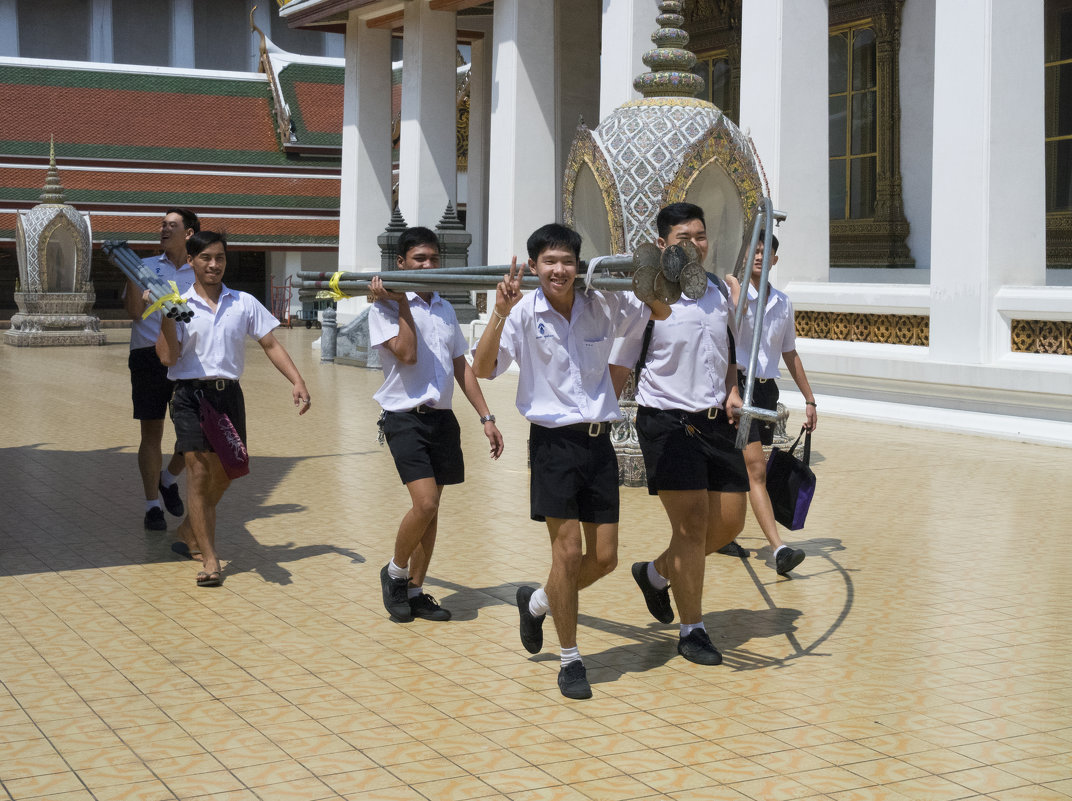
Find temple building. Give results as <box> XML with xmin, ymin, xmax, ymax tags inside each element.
<box><xmin>1</xmin><ymin>1</ymin><xmax>1071</xmax><ymax>443</ymax></box>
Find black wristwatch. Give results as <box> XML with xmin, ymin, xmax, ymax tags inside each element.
<box><xmin>480</xmin><ymin>414</ymin><xmax>496</xmax><ymax>424</ymax></box>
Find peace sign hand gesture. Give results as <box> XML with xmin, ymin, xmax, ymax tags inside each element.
<box><xmin>493</xmin><ymin>257</ymin><xmax>524</xmax><ymax>319</ymax></box>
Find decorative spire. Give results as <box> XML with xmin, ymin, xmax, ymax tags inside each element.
<box><xmin>386</xmin><ymin>205</ymin><xmax>408</xmax><ymax>233</ymax></box>
<box><xmin>40</xmin><ymin>136</ymin><xmax>66</xmax><ymax>204</ymax></box>
<box><xmin>435</xmin><ymin>201</ymin><xmax>465</xmax><ymax>232</ymax></box>
<box><xmin>633</xmin><ymin>1</ymin><xmax>704</xmax><ymax>98</ymax></box>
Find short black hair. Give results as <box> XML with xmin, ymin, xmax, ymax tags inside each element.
<box><xmin>656</xmin><ymin>202</ymin><xmax>705</xmax><ymax>239</ymax></box>
<box><xmin>166</xmin><ymin>208</ymin><xmax>200</xmax><ymax>233</ymax></box>
<box><xmin>186</xmin><ymin>230</ymin><xmax>226</xmax><ymax>258</ymax></box>
<box><xmin>526</xmin><ymin>223</ymin><xmax>581</xmax><ymax>261</ymax></box>
<box><xmin>758</xmin><ymin>230</ymin><xmax>780</xmax><ymax>254</ymax></box>
<box><xmin>397</xmin><ymin>226</ymin><xmax>440</xmax><ymax>260</ymax></box>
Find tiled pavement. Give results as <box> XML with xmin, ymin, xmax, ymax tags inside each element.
<box><xmin>1</xmin><ymin>327</ymin><xmax>1070</xmax><ymax>801</ymax></box>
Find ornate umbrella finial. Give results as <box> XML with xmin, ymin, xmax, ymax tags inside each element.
<box><xmin>633</xmin><ymin>1</ymin><xmax>704</xmax><ymax>98</ymax></box>
<box><xmin>40</xmin><ymin>135</ymin><xmax>67</xmax><ymax>205</ymax></box>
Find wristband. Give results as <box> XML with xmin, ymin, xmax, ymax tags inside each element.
<box><xmin>805</xmin><ymin>401</ymin><xmax>817</xmax><ymax>407</ymax></box>
<box><xmin>480</xmin><ymin>414</ymin><xmax>496</xmax><ymax>424</ymax></box>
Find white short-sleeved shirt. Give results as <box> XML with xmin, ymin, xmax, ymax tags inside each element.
<box><xmin>129</xmin><ymin>254</ymin><xmax>196</xmax><ymax>350</ymax></box>
<box><xmin>734</xmin><ymin>283</ymin><xmax>796</xmax><ymax>380</ymax></box>
<box><xmin>369</xmin><ymin>292</ymin><xmax>469</xmax><ymax>412</ymax></box>
<box><xmin>484</xmin><ymin>288</ymin><xmax>651</xmax><ymax>427</ymax></box>
<box><xmin>635</xmin><ymin>278</ymin><xmax>737</xmax><ymax>412</ymax></box>
<box><xmin>167</xmin><ymin>284</ymin><xmax>279</xmax><ymax>380</ymax></box>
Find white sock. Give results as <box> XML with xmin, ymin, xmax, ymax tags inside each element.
<box><xmin>160</xmin><ymin>469</ymin><xmax>180</xmax><ymax>487</ymax></box>
<box><xmin>560</xmin><ymin>646</ymin><xmax>581</xmax><ymax>668</ymax></box>
<box><xmin>529</xmin><ymin>587</ymin><xmax>550</xmax><ymax>617</ymax></box>
<box><xmin>773</xmin><ymin>545</ymin><xmax>788</xmax><ymax>557</ymax></box>
<box><xmin>387</xmin><ymin>559</ymin><xmax>409</xmax><ymax>581</ymax></box>
<box><xmin>407</xmin><ymin>586</ymin><xmax>421</xmax><ymax>599</ymax></box>
<box><xmin>145</xmin><ymin>499</ymin><xmax>162</xmax><ymax>512</ymax></box>
<box><xmin>647</xmin><ymin>562</ymin><xmax>669</xmax><ymax>590</ymax></box>
<box><xmin>680</xmin><ymin>622</ymin><xmax>706</xmax><ymax>638</ymax></box>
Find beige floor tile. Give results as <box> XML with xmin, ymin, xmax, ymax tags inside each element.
<box><xmin>3</xmin><ymin>331</ymin><xmax>1072</xmax><ymax>801</ymax></box>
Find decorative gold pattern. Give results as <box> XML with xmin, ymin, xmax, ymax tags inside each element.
<box><xmin>1011</xmin><ymin>319</ymin><xmax>1072</xmax><ymax>354</ymax></box>
<box><xmin>562</xmin><ymin>124</ymin><xmax>627</xmax><ymax>255</ymax></box>
<box><xmin>795</xmin><ymin>311</ymin><xmax>929</xmax><ymax>346</ymax></box>
<box><xmin>662</xmin><ymin>116</ymin><xmax>762</xmax><ymax>222</ymax></box>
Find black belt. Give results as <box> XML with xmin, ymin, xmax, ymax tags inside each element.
<box><xmin>737</xmin><ymin>370</ymin><xmax>771</xmax><ymax>384</ymax></box>
<box><xmin>386</xmin><ymin>404</ymin><xmax>443</xmax><ymax>415</ymax></box>
<box><xmin>181</xmin><ymin>378</ymin><xmax>238</xmax><ymax>391</ymax></box>
<box><xmin>683</xmin><ymin>407</ymin><xmax>724</xmax><ymax>421</ymax></box>
<box><xmin>559</xmin><ymin>421</ymin><xmax>609</xmax><ymax>437</ymax></box>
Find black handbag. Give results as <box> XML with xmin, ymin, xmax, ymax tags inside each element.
<box><xmin>765</xmin><ymin>426</ymin><xmax>815</xmax><ymax>530</ymax></box>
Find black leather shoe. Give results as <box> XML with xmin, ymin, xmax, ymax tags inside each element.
<box><xmin>677</xmin><ymin>628</ymin><xmax>723</xmax><ymax>666</ymax></box>
<box><xmin>775</xmin><ymin>547</ymin><xmax>806</xmax><ymax>575</ymax></box>
<box><xmin>158</xmin><ymin>481</ymin><xmax>184</xmax><ymax>517</ymax></box>
<box><xmin>143</xmin><ymin>506</ymin><xmax>166</xmax><ymax>531</ymax></box>
<box><xmin>631</xmin><ymin>562</ymin><xmax>674</xmax><ymax>624</ymax></box>
<box><xmin>557</xmin><ymin>660</ymin><xmax>592</xmax><ymax>700</ymax></box>
<box><xmin>716</xmin><ymin>540</ymin><xmax>748</xmax><ymax>557</ymax></box>
<box><xmin>516</xmin><ymin>586</ymin><xmax>545</xmax><ymax>654</ymax></box>
<box><xmin>408</xmin><ymin>593</ymin><xmax>451</xmax><ymax>621</ymax></box>
<box><xmin>380</xmin><ymin>564</ymin><xmax>413</xmax><ymax>621</ymax></box>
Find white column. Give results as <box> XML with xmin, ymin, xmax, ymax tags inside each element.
<box><xmin>739</xmin><ymin>0</ymin><xmax>829</xmax><ymax>284</ymax></box>
<box><xmin>930</xmin><ymin>1</ymin><xmax>1045</xmax><ymax>364</ymax></box>
<box><xmin>466</xmin><ymin>19</ymin><xmax>493</xmax><ymax>266</ymax></box>
<box><xmin>337</xmin><ymin>11</ymin><xmax>393</xmax><ymax>320</ymax></box>
<box><xmin>171</xmin><ymin>0</ymin><xmax>194</xmax><ymax>68</ymax></box>
<box><xmin>89</xmin><ymin>0</ymin><xmax>112</xmax><ymax>63</ymax></box>
<box><xmin>0</xmin><ymin>0</ymin><xmax>18</xmax><ymax>57</ymax></box>
<box><xmin>398</xmin><ymin>1</ymin><xmax>457</xmax><ymax>229</ymax></box>
<box><xmin>599</xmin><ymin>0</ymin><xmax>655</xmax><ymax>121</ymax></box>
<box><xmin>486</xmin><ymin>0</ymin><xmax>556</xmax><ymax>261</ymax></box>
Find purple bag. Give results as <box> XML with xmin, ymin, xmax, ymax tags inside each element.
<box><xmin>765</xmin><ymin>426</ymin><xmax>815</xmax><ymax>531</ymax></box>
<box><xmin>198</xmin><ymin>393</ymin><xmax>249</xmax><ymax>479</ymax></box>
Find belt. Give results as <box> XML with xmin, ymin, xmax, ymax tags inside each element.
<box><xmin>684</xmin><ymin>406</ymin><xmax>724</xmax><ymax>421</ymax></box>
<box><xmin>181</xmin><ymin>378</ymin><xmax>238</xmax><ymax>391</ymax></box>
<box><xmin>386</xmin><ymin>404</ymin><xmax>440</xmax><ymax>415</ymax></box>
<box><xmin>560</xmin><ymin>421</ymin><xmax>609</xmax><ymax>437</ymax></box>
<box><xmin>737</xmin><ymin>370</ymin><xmax>771</xmax><ymax>384</ymax></box>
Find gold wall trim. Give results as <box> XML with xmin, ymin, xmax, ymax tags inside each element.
<box><xmin>796</xmin><ymin>311</ymin><xmax>929</xmax><ymax>346</ymax></box>
<box><xmin>1011</xmin><ymin>319</ymin><xmax>1072</xmax><ymax>354</ymax></box>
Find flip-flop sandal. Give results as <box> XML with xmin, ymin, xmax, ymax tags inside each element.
<box><xmin>196</xmin><ymin>571</ymin><xmax>222</xmax><ymax>587</ymax></box>
<box><xmin>171</xmin><ymin>542</ymin><xmax>201</xmax><ymax>560</ymax></box>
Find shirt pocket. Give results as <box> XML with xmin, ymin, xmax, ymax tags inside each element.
<box><xmin>580</xmin><ymin>336</ymin><xmax>611</xmax><ymax>379</ymax></box>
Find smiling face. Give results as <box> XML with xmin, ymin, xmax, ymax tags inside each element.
<box><xmin>189</xmin><ymin>241</ymin><xmax>227</xmax><ymax>287</ymax></box>
<box><xmin>658</xmin><ymin>218</ymin><xmax>709</xmax><ymax>265</ymax></box>
<box><xmin>529</xmin><ymin>246</ymin><xmax>578</xmax><ymax>308</ymax></box>
<box><xmin>160</xmin><ymin>212</ymin><xmax>189</xmax><ymax>248</ymax></box>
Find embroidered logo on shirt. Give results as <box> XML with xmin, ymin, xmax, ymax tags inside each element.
<box><xmin>537</xmin><ymin>322</ymin><xmax>546</xmax><ymax>337</ymax></box>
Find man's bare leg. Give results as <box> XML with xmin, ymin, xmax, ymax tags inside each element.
<box><xmin>138</xmin><ymin>419</ymin><xmax>165</xmax><ymax>500</ymax></box>
<box><xmin>652</xmin><ymin>489</ymin><xmax>708</xmax><ymax>625</ymax></box>
<box><xmin>183</xmin><ymin>451</ymin><xmax>230</xmax><ymax>578</ymax></box>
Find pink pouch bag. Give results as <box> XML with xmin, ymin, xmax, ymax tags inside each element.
<box><xmin>198</xmin><ymin>392</ymin><xmax>250</xmax><ymax>479</ymax></box>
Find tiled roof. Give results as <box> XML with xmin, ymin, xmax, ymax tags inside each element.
<box><xmin>277</xmin><ymin>63</ymin><xmax>344</xmax><ymax>149</ymax></box>
<box><xmin>0</xmin><ymin>60</ymin><xmax>343</xmax><ymax>248</ymax></box>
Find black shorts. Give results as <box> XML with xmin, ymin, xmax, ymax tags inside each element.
<box><xmin>738</xmin><ymin>371</ymin><xmax>780</xmax><ymax>446</ymax></box>
<box><xmin>636</xmin><ymin>405</ymin><xmax>749</xmax><ymax>495</ymax></box>
<box><xmin>170</xmin><ymin>381</ymin><xmax>247</xmax><ymax>454</ymax></box>
<box><xmin>382</xmin><ymin>408</ymin><xmax>464</xmax><ymax>486</ymax></box>
<box><xmin>528</xmin><ymin>423</ymin><xmax>619</xmax><ymax>524</ymax></box>
<box><xmin>129</xmin><ymin>346</ymin><xmax>175</xmax><ymax>420</ymax></box>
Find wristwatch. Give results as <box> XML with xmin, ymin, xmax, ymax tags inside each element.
<box><xmin>480</xmin><ymin>414</ymin><xmax>496</xmax><ymax>424</ymax></box>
